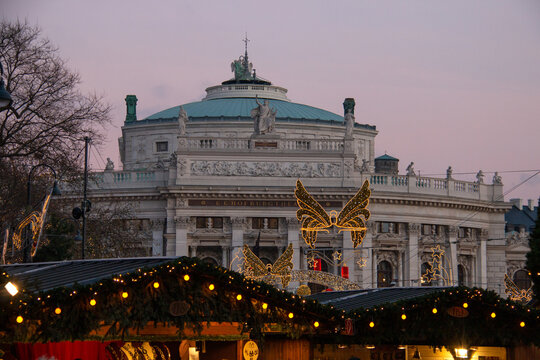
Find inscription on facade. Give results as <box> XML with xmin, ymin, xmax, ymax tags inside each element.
<box><xmin>254</xmin><ymin>141</ymin><xmax>278</xmax><ymax>148</ymax></box>
<box><xmin>188</xmin><ymin>199</ymin><xmax>343</xmax><ymax>208</ymax></box>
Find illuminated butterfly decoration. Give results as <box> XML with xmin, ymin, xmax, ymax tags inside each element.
<box><xmin>295</xmin><ymin>179</ymin><xmax>371</xmax><ymax>248</ymax></box>
<box><xmin>504</xmin><ymin>274</ymin><xmax>533</xmax><ymax>304</ymax></box>
<box><xmin>242</xmin><ymin>243</ymin><xmax>294</xmax><ymax>288</ymax></box>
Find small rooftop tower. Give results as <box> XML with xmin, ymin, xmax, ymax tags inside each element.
<box><xmin>375</xmin><ymin>154</ymin><xmax>399</xmax><ymax>175</ymax></box>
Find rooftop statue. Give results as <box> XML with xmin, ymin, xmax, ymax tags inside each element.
<box><xmin>406</xmin><ymin>162</ymin><xmax>416</xmax><ymax>176</ymax></box>
<box><xmin>476</xmin><ymin>170</ymin><xmax>485</xmax><ymax>184</ymax></box>
<box><xmin>344</xmin><ymin>109</ymin><xmax>355</xmax><ymax>138</ymax></box>
<box><xmin>231</xmin><ymin>56</ymin><xmax>253</xmax><ymax>81</ymax></box>
<box><xmin>251</xmin><ymin>96</ymin><xmax>277</xmax><ymax>135</ymax></box>
<box><xmin>178</xmin><ymin>106</ymin><xmax>188</xmax><ymax>135</ymax></box>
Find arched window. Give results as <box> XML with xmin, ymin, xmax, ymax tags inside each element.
<box><xmin>513</xmin><ymin>270</ymin><xmax>531</xmax><ymax>290</ymax></box>
<box><xmin>377</xmin><ymin>261</ymin><xmax>393</xmax><ymax>288</ymax></box>
<box><xmin>421</xmin><ymin>262</ymin><xmax>433</xmax><ymax>286</ymax></box>
<box><xmin>457</xmin><ymin>264</ymin><xmax>466</xmax><ymax>286</ymax></box>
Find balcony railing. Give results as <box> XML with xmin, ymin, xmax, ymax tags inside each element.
<box><xmin>182</xmin><ymin>136</ymin><xmax>345</xmax><ymax>152</ymax></box>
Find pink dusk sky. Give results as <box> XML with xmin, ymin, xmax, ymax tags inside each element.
<box><xmin>4</xmin><ymin>0</ymin><xmax>540</xmax><ymax>202</ymax></box>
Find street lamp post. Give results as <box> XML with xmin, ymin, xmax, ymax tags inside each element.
<box><xmin>24</xmin><ymin>164</ymin><xmax>61</xmax><ymax>262</ymax></box>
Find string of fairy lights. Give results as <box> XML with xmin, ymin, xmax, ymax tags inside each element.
<box><xmin>1</xmin><ymin>257</ymin><xmax>538</xmax><ymax>346</ymax></box>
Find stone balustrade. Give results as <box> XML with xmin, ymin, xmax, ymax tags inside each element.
<box><xmin>89</xmin><ymin>170</ymin><xmax>167</xmax><ymax>189</ymax></box>
<box><xmin>370</xmin><ymin>174</ymin><xmax>501</xmax><ymax>202</ymax></box>
<box><xmin>88</xmin><ymin>167</ymin><xmax>502</xmax><ymax>202</ymax></box>
<box><xmin>182</xmin><ymin>136</ymin><xmax>345</xmax><ymax>152</ymax></box>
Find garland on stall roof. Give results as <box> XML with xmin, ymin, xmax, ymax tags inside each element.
<box><xmin>338</xmin><ymin>287</ymin><xmax>540</xmax><ymax>347</ymax></box>
<box><xmin>0</xmin><ymin>257</ymin><xmax>343</xmax><ymax>343</ymax></box>
<box><xmin>1</xmin><ymin>259</ymin><xmax>539</xmax><ymax>347</ymax></box>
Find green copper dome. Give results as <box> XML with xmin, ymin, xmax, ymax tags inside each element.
<box><xmin>144</xmin><ymin>98</ymin><xmax>344</xmax><ymax>122</ymax></box>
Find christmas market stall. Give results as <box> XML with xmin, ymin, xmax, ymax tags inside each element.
<box><xmin>1</xmin><ymin>257</ymin><xmax>540</xmax><ymax>360</ymax></box>
<box><xmin>0</xmin><ymin>257</ymin><xmax>343</xmax><ymax>360</ymax></box>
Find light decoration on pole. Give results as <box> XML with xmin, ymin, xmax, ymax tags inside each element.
<box><xmin>421</xmin><ymin>245</ymin><xmax>451</xmax><ymax>286</ymax></box>
<box><xmin>12</xmin><ymin>194</ymin><xmax>52</xmax><ymax>259</ymax></box>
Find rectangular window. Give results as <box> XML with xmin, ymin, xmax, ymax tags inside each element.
<box><xmin>196</xmin><ymin>217</ymin><xmax>207</xmax><ymax>229</ymax></box>
<box><xmin>196</xmin><ymin>217</ymin><xmax>223</xmax><ymax>229</ymax></box>
<box><xmin>156</xmin><ymin>141</ymin><xmax>168</xmax><ymax>152</ymax></box>
<box><xmin>422</xmin><ymin>224</ymin><xmax>432</xmax><ymax>235</ymax></box>
<box><xmin>380</xmin><ymin>222</ymin><xmax>398</xmax><ymax>234</ymax></box>
<box><xmin>211</xmin><ymin>217</ymin><xmax>223</xmax><ymax>229</ymax></box>
<box><xmin>252</xmin><ymin>217</ymin><xmax>279</xmax><ymax>229</ymax></box>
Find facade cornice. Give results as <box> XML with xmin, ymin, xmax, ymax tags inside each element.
<box><xmin>158</xmin><ymin>189</ymin><xmax>507</xmax><ymax>213</ymax></box>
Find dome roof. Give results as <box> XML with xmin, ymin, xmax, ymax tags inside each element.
<box><xmin>145</xmin><ymin>98</ymin><xmax>344</xmax><ymax>123</ymax></box>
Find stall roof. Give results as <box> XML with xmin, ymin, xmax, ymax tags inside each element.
<box><xmin>308</xmin><ymin>286</ymin><xmax>451</xmax><ymax>311</ymax></box>
<box><xmin>1</xmin><ymin>257</ymin><xmax>176</xmax><ymax>292</ymax></box>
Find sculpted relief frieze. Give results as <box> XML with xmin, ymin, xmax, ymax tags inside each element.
<box><xmin>190</xmin><ymin>160</ymin><xmax>342</xmax><ymax>178</ymax></box>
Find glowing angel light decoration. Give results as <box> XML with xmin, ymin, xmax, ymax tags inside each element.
<box><xmin>504</xmin><ymin>274</ymin><xmax>533</xmax><ymax>303</ymax></box>
<box><xmin>295</xmin><ymin>179</ymin><xmax>371</xmax><ymax>248</ymax></box>
<box><xmin>242</xmin><ymin>243</ymin><xmax>294</xmax><ymax>288</ymax></box>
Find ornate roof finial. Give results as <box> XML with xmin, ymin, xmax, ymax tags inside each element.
<box><xmin>231</xmin><ymin>34</ymin><xmax>254</xmax><ymax>81</ymax></box>
<box><xmin>243</xmin><ymin>33</ymin><xmax>250</xmax><ymax>62</ymax></box>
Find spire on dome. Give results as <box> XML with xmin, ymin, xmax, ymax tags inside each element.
<box><xmin>224</xmin><ymin>36</ymin><xmax>271</xmax><ymax>85</ymax></box>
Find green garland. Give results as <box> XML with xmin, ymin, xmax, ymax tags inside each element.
<box><xmin>1</xmin><ymin>259</ymin><xmax>539</xmax><ymax>347</ymax></box>
<box><xmin>0</xmin><ymin>257</ymin><xmax>342</xmax><ymax>343</ymax></box>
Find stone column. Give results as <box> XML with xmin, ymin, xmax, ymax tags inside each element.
<box><xmin>448</xmin><ymin>226</ymin><xmax>459</xmax><ymax>286</ymax></box>
<box><xmin>408</xmin><ymin>223</ymin><xmax>420</xmax><ymax>287</ymax></box>
<box><xmin>231</xmin><ymin>217</ymin><xmax>245</xmax><ymax>266</ymax></box>
<box><xmin>342</xmin><ymin>231</ymin><xmax>357</xmax><ymax>284</ymax></box>
<box><xmin>287</xmin><ymin>218</ymin><xmax>301</xmax><ymax>290</ymax></box>
<box><xmin>174</xmin><ymin>216</ymin><xmax>189</xmax><ymax>257</ymax></box>
<box><xmin>150</xmin><ymin>219</ymin><xmax>164</xmax><ymax>256</ymax></box>
<box><xmin>478</xmin><ymin>230</ymin><xmax>488</xmax><ymax>288</ymax></box>
<box><xmin>221</xmin><ymin>246</ymin><xmax>229</xmax><ymax>268</ymax></box>
<box><xmin>361</xmin><ymin>222</ymin><xmax>375</xmax><ymax>289</ymax></box>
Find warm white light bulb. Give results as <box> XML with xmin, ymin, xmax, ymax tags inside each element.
<box><xmin>5</xmin><ymin>282</ymin><xmax>18</xmax><ymax>296</ymax></box>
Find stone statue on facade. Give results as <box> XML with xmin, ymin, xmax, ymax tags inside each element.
<box><xmin>178</xmin><ymin>106</ymin><xmax>188</xmax><ymax>135</ymax></box>
<box><xmin>476</xmin><ymin>170</ymin><xmax>485</xmax><ymax>184</ymax></box>
<box><xmin>344</xmin><ymin>109</ymin><xmax>355</xmax><ymax>138</ymax></box>
<box><xmin>360</xmin><ymin>159</ymin><xmax>370</xmax><ymax>173</ymax></box>
<box><xmin>406</xmin><ymin>162</ymin><xmax>416</xmax><ymax>176</ymax></box>
<box><xmin>492</xmin><ymin>172</ymin><xmax>502</xmax><ymax>185</ymax></box>
<box><xmin>446</xmin><ymin>166</ymin><xmax>453</xmax><ymax>179</ymax></box>
<box><xmin>251</xmin><ymin>96</ymin><xmax>276</xmax><ymax>135</ymax></box>
<box><xmin>105</xmin><ymin>158</ymin><xmax>114</xmax><ymax>171</ymax></box>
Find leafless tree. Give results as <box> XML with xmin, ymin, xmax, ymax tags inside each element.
<box><xmin>0</xmin><ymin>20</ymin><xmax>110</xmax><ymax>230</ymax></box>
<box><xmin>0</xmin><ymin>20</ymin><xmax>110</xmax><ymax>162</ymax></box>
<box><xmin>84</xmin><ymin>203</ymin><xmax>152</xmax><ymax>259</ymax></box>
